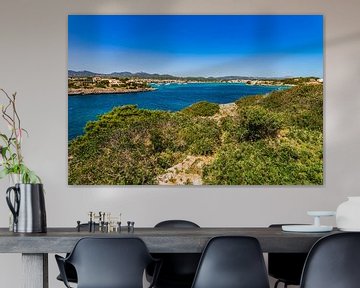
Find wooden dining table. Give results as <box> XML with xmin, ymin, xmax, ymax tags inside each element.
<box><xmin>0</xmin><ymin>226</ymin><xmax>339</xmax><ymax>288</ymax></box>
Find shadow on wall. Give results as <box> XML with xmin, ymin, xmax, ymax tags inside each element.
<box><xmin>90</xmin><ymin>0</ymin><xmax>183</xmax><ymax>14</ymax></box>
<box><xmin>327</xmin><ymin>31</ymin><xmax>360</xmax><ymax>46</ymax></box>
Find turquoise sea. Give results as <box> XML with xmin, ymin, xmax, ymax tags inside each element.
<box><xmin>68</xmin><ymin>82</ymin><xmax>288</xmax><ymax>140</ymax></box>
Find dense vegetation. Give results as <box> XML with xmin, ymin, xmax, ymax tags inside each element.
<box><xmin>181</xmin><ymin>101</ymin><xmax>220</xmax><ymax>117</ymax></box>
<box><xmin>68</xmin><ymin>84</ymin><xmax>323</xmax><ymax>185</ymax></box>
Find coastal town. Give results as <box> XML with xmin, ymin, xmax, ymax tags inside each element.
<box><xmin>68</xmin><ymin>73</ymin><xmax>323</xmax><ymax>95</ymax></box>
<box><xmin>68</xmin><ymin>76</ymin><xmax>155</xmax><ymax>95</ymax></box>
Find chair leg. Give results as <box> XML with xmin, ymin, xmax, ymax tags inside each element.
<box><xmin>274</xmin><ymin>280</ymin><xmax>290</xmax><ymax>288</ymax></box>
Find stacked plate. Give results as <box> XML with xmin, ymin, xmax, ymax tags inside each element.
<box><xmin>282</xmin><ymin>211</ymin><xmax>336</xmax><ymax>232</ymax></box>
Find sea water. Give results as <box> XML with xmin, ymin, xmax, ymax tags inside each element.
<box><xmin>68</xmin><ymin>82</ymin><xmax>287</xmax><ymax>140</ymax></box>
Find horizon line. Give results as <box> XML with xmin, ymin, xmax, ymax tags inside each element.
<box><xmin>68</xmin><ymin>69</ymin><xmax>322</xmax><ymax>79</ymax></box>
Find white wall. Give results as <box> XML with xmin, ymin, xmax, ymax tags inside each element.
<box><xmin>1</xmin><ymin>0</ymin><xmax>360</xmax><ymax>287</ymax></box>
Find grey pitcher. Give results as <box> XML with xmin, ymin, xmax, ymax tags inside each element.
<box><xmin>6</xmin><ymin>183</ymin><xmax>47</xmax><ymax>233</ymax></box>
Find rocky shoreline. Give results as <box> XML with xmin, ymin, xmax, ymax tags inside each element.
<box><xmin>68</xmin><ymin>87</ymin><xmax>156</xmax><ymax>96</ymax></box>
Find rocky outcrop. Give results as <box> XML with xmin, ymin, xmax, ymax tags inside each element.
<box><xmin>156</xmin><ymin>155</ymin><xmax>214</xmax><ymax>185</ymax></box>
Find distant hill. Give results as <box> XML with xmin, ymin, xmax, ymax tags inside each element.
<box><xmin>68</xmin><ymin>70</ymin><xmax>100</xmax><ymax>77</ymax></box>
<box><xmin>68</xmin><ymin>70</ymin><xmax>177</xmax><ymax>79</ymax></box>
<box><xmin>68</xmin><ymin>70</ymin><xmax>300</xmax><ymax>80</ymax></box>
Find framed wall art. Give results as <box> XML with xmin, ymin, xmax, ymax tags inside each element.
<box><xmin>68</xmin><ymin>15</ymin><xmax>323</xmax><ymax>185</ymax></box>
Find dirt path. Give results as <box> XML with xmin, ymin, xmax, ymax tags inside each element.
<box><xmin>156</xmin><ymin>103</ymin><xmax>238</xmax><ymax>185</ymax></box>
<box><xmin>211</xmin><ymin>103</ymin><xmax>238</xmax><ymax>123</ymax></box>
<box><xmin>157</xmin><ymin>155</ymin><xmax>213</xmax><ymax>185</ymax></box>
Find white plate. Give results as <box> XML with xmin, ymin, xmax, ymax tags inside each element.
<box><xmin>282</xmin><ymin>225</ymin><xmax>333</xmax><ymax>232</ymax></box>
<box><xmin>307</xmin><ymin>211</ymin><xmax>336</xmax><ymax>217</ymax></box>
<box><xmin>338</xmin><ymin>227</ymin><xmax>360</xmax><ymax>232</ymax></box>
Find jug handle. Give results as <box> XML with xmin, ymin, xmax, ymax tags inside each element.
<box><xmin>6</xmin><ymin>186</ymin><xmax>20</xmax><ymax>224</ymax></box>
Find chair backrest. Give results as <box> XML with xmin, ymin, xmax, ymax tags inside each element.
<box><xmin>155</xmin><ymin>220</ymin><xmax>200</xmax><ymax>228</ymax></box>
<box><xmin>67</xmin><ymin>237</ymin><xmax>154</xmax><ymax>288</ymax></box>
<box><xmin>300</xmin><ymin>232</ymin><xmax>360</xmax><ymax>288</ymax></box>
<box><xmin>268</xmin><ymin>224</ymin><xmax>308</xmax><ymax>285</ymax></box>
<box><xmin>191</xmin><ymin>236</ymin><xmax>270</xmax><ymax>288</ymax></box>
<box><xmin>152</xmin><ymin>220</ymin><xmax>201</xmax><ymax>285</ymax></box>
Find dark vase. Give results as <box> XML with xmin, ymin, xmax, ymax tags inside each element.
<box><xmin>6</xmin><ymin>183</ymin><xmax>47</xmax><ymax>233</ymax></box>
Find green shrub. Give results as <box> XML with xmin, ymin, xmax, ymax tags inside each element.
<box><xmin>68</xmin><ymin>105</ymin><xmax>177</xmax><ymax>184</ymax></box>
<box><xmin>179</xmin><ymin>118</ymin><xmax>221</xmax><ymax>155</ymax></box>
<box><xmin>235</xmin><ymin>95</ymin><xmax>264</xmax><ymax>107</ymax></box>
<box><xmin>261</xmin><ymin>84</ymin><xmax>323</xmax><ymax>131</ymax></box>
<box><xmin>239</xmin><ymin>106</ymin><xmax>283</xmax><ymax>141</ymax></box>
<box><xmin>203</xmin><ymin>129</ymin><xmax>323</xmax><ymax>185</ymax></box>
<box><xmin>181</xmin><ymin>101</ymin><xmax>220</xmax><ymax>117</ymax></box>
<box><xmin>236</xmin><ymin>85</ymin><xmax>323</xmax><ymax>131</ymax></box>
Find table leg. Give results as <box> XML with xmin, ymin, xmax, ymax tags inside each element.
<box><xmin>22</xmin><ymin>253</ymin><xmax>48</xmax><ymax>288</ymax></box>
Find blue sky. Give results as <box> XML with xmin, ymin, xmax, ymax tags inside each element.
<box><xmin>68</xmin><ymin>15</ymin><xmax>323</xmax><ymax>78</ymax></box>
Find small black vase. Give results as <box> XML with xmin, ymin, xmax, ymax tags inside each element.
<box><xmin>6</xmin><ymin>183</ymin><xmax>47</xmax><ymax>233</ymax></box>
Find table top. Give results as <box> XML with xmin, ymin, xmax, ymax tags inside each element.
<box><xmin>0</xmin><ymin>227</ymin><xmax>340</xmax><ymax>254</ymax></box>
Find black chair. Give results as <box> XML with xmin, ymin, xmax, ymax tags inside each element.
<box><xmin>147</xmin><ymin>220</ymin><xmax>201</xmax><ymax>288</ymax></box>
<box><xmin>300</xmin><ymin>232</ymin><xmax>360</xmax><ymax>288</ymax></box>
<box><xmin>55</xmin><ymin>237</ymin><xmax>160</xmax><ymax>288</ymax></box>
<box><xmin>191</xmin><ymin>236</ymin><xmax>270</xmax><ymax>288</ymax></box>
<box><xmin>268</xmin><ymin>224</ymin><xmax>308</xmax><ymax>288</ymax></box>
<box><xmin>56</xmin><ymin>262</ymin><xmax>77</xmax><ymax>284</ymax></box>
<box><xmin>56</xmin><ymin>223</ymin><xmax>99</xmax><ymax>284</ymax></box>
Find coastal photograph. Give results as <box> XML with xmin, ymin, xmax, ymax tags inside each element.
<box><xmin>68</xmin><ymin>15</ymin><xmax>323</xmax><ymax>185</ymax></box>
